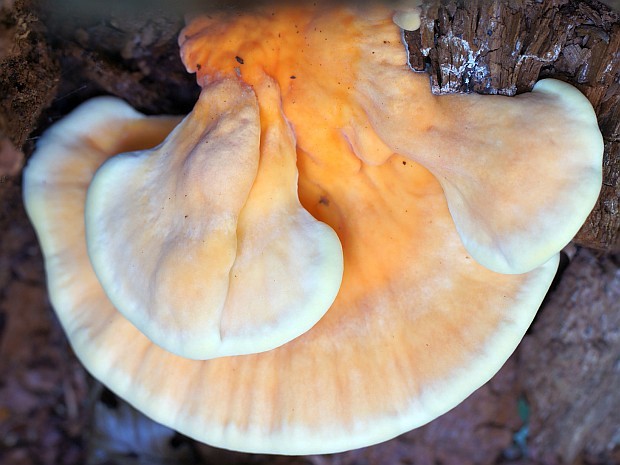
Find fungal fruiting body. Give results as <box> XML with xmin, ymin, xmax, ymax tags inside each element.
<box><xmin>85</xmin><ymin>78</ymin><xmax>344</xmax><ymax>360</ymax></box>
<box><xmin>181</xmin><ymin>3</ymin><xmax>602</xmax><ymax>275</ymax></box>
<box><xmin>23</xmin><ymin>3</ymin><xmax>603</xmax><ymax>455</ymax></box>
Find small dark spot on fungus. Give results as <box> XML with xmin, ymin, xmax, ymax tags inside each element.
<box><xmin>196</xmin><ymin>63</ymin><xmax>202</xmax><ymax>70</ymax></box>
<box><xmin>235</xmin><ymin>56</ymin><xmax>244</xmax><ymax>64</ymax></box>
<box><xmin>290</xmin><ymin>75</ymin><xmax>296</xmax><ymax>79</ymax></box>
<box><xmin>402</xmin><ymin>161</ymin><xmax>407</xmax><ymax>166</ymax></box>
<box><xmin>185</xmin><ymin>215</ymin><xmax>189</xmax><ymax>219</ymax></box>
<box><xmin>319</xmin><ymin>196</ymin><xmax>330</xmax><ymax>206</ymax></box>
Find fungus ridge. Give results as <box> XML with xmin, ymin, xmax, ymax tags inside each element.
<box><xmin>180</xmin><ymin>3</ymin><xmax>603</xmax><ymax>275</ymax></box>
<box><xmin>84</xmin><ymin>78</ymin><xmax>343</xmax><ymax>360</ymax></box>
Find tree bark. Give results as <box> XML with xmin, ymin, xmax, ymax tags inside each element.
<box><xmin>405</xmin><ymin>0</ymin><xmax>620</xmax><ymax>252</ymax></box>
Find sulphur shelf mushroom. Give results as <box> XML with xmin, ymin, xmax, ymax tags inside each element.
<box><xmin>23</xmin><ymin>2</ymin><xmax>602</xmax><ymax>455</ymax></box>
<box><xmin>84</xmin><ymin>78</ymin><xmax>343</xmax><ymax>359</ymax></box>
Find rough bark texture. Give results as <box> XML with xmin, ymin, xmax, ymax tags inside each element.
<box><xmin>520</xmin><ymin>248</ymin><xmax>620</xmax><ymax>465</ymax></box>
<box><xmin>406</xmin><ymin>0</ymin><xmax>620</xmax><ymax>252</ymax></box>
<box><xmin>1</xmin><ymin>0</ymin><xmax>619</xmax><ymax>464</ymax></box>
<box><xmin>0</xmin><ymin>0</ymin><xmax>59</xmax><ymax>150</ymax></box>
<box><xmin>37</xmin><ymin>0</ymin><xmax>198</xmax><ymax>115</ymax></box>
<box><xmin>0</xmin><ymin>0</ymin><xmax>58</xmax><ymax>259</ymax></box>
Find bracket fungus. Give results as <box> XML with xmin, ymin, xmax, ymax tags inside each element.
<box><xmin>23</xmin><ymin>2</ymin><xmax>603</xmax><ymax>456</ymax></box>
<box><xmin>84</xmin><ymin>78</ymin><xmax>343</xmax><ymax>359</ymax></box>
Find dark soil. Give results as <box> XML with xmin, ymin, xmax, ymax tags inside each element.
<box><xmin>0</xmin><ymin>1</ymin><xmax>618</xmax><ymax>464</ymax></box>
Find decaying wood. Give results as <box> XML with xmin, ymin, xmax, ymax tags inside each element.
<box><xmin>0</xmin><ymin>0</ymin><xmax>58</xmax><ymax>150</ymax></box>
<box><xmin>406</xmin><ymin>0</ymin><xmax>620</xmax><ymax>252</ymax></box>
<box><xmin>520</xmin><ymin>248</ymin><xmax>620</xmax><ymax>464</ymax></box>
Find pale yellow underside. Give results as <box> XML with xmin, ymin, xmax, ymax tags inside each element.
<box><xmin>23</xmin><ymin>95</ymin><xmax>558</xmax><ymax>454</ymax></box>
<box><xmin>83</xmin><ymin>80</ymin><xmax>343</xmax><ymax>360</ymax></box>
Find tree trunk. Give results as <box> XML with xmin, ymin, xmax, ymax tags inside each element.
<box><xmin>406</xmin><ymin>0</ymin><xmax>620</xmax><ymax>252</ymax></box>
